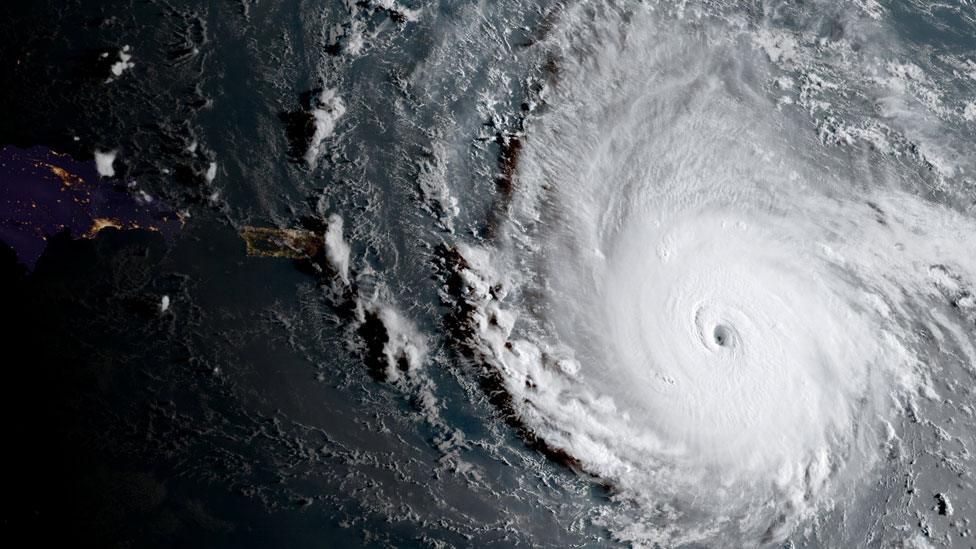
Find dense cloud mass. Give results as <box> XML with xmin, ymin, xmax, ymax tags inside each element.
<box><xmin>451</xmin><ymin>1</ymin><xmax>976</xmax><ymax>545</ymax></box>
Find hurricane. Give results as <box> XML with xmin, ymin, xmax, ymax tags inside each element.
<box><xmin>448</xmin><ymin>1</ymin><xmax>976</xmax><ymax>545</ymax></box>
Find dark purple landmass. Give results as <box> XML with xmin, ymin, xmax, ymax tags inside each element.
<box><xmin>0</xmin><ymin>145</ymin><xmax>182</xmax><ymax>269</ymax></box>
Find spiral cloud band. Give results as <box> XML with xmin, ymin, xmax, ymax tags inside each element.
<box><xmin>454</xmin><ymin>2</ymin><xmax>976</xmax><ymax>545</ymax></box>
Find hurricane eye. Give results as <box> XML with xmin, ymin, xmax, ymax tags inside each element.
<box><xmin>713</xmin><ymin>324</ymin><xmax>730</xmax><ymax>347</ymax></box>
